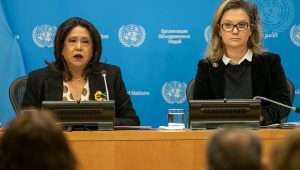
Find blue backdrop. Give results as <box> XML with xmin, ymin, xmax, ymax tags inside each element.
<box><xmin>0</xmin><ymin>0</ymin><xmax>299</xmax><ymax>127</ymax></box>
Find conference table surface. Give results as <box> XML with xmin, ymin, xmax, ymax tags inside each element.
<box><xmin>65</xmin><ymin>128</ymin><xmax>292</xmax><ymax>170</ymax></box>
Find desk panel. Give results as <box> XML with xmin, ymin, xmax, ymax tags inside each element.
<box><xmin>66</xmin><ymin>129</ymin><xmax>290</xmax><ymax>170</ymax></box>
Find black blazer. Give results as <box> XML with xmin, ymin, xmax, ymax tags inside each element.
<box><xmin>193</xmin><ymin>52</ymin><xmax>291</xmax><ymax>125</ymax></box>
<box><xmin>22</xmin><ymin>63</ymin><xmax>140</xmax><ymax>126</ymax></box>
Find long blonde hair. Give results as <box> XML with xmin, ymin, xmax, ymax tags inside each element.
<box><xmin>206</xmin><ymin>0</ymin><xmax>264</xmax><ymax>62</ymax></box>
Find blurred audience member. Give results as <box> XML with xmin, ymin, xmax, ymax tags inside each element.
<box><xmin>0</xmin><ymin>109</ymin><xmax>77</xmax><ymax>170</ymax></box>
<box><xmin>271</xmin><ymin>130</ymin><xmax>300</xmax><ymax>170</ymax></box>
<box><xmin>207</xmin><ymin>128</ymin><xmax>264</xmax><ymax>170</ymax></box>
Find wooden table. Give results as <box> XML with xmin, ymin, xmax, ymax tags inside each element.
<box><xmin>65</xmin><ymin>129</ymin><xmax>291</xmax><ymax>170</ymax></box>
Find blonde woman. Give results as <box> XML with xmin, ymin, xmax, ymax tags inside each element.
<box><xmin>193</xmin><ymin>0</ymin><xmax>290</xmax><ymax>125</ymax></box>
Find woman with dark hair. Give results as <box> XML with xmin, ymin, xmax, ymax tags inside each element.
<box><xmin>193</xmin><ymin>0</ymin><xmax>290</xmax><ymax>125</ymax></box>
<box><xmin>0</xmin><ymin>109</ymin><xmax>77</xmax><ymax>170</ymax></box>
<box><xmin>22</xmin><ymin>17</ymin><xmax>140</xmax><ymax>126</ymax></box>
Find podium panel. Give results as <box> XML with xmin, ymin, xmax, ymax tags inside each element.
<box><xmin>66</xmin><ymin>129</ymin><xmax>291</xmax><ymax>170</ymax></box>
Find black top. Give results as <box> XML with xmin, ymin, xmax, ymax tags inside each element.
<box><xmin>22</xmin><ymin>63</ymin><xmax>140</xmax><ymax>126</ymax></box>
<box><xmin>193</xmin><ymin>52</ymin><xmax>291</xmax><ymax>125</ymax></box>
<box><xmin>224</xmin><ymin>60</ymin><xmax>252</xmax><ymax>99</ymax></box>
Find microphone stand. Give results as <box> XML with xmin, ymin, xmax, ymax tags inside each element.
<box><xmin>254</xmin><ymin>96</ymin><xmax>300</xmax><ymax>128</ymax></box>
<box><xmin>101</xmin><ymin>70</ymin><xmax>110</xmax><ymax>101</ymax></box>
<box><xmin>253</xmin><ymin>96</ymin><xmax>298</xmax><ymax>112</ymax></box>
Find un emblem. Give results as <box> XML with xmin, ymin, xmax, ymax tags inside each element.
<box><xmin>32</xmin><ymin>25</ymin><xmax>57</xmax><ymax>48</ymax></box>
<box><xmin>290</xmin><ymin>25</ymin><xmax>300</xmax><ymax>47</ymax></box>
<box><xmin>204</xmin><ymin>25</ymin><xmax>212</xmax><ymax>43</ymax></box>
<box><xmin>250</xmin><ymin>0</ymin><xmax>295</xmax><ymax>32</ymax></box>
<box><xmin>118</xmin><ymin>24</ymin><xmax>146</xmax><ymax>47</ymax></box>
<box><xmin>162</xmin><ymin>81</ymin><xmax>187</xmax><ymax>104</ymax></box>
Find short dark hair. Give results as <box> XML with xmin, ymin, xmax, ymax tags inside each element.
<box><xmin>207</xmin><ymin>128</ymin><xmax>261</xmax><ymax>170</ymax></box>
<box><xmin>50</xmin><ymin>17</ymin><xmax>102</xmax><ymax>80</ymax></box>
<box><xmin>0</xmin><ymin>109</ymin><xmax>77</xmax><ymax>170</ymax></box>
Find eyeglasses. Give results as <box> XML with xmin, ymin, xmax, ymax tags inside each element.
<box><xmin>220</xmin><ymin>22</ymin><xmax>249</xmax><ymax>32</ymax></box>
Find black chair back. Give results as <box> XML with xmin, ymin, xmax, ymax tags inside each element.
<box><xmin>287</xmin><ymin>79</ymin><xmax>295</xmax><ymax>104</ymax></box>
<box><xmin>9</xmin><ymin>76</ymin><xmax>28</xmax><ymax>113</ymax></box>
<box><xmin>186</xmin><ymin>79</ymin><xmax>195</xmax><ymax>100</ymax></box>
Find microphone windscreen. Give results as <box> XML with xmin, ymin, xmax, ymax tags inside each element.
<box><xmin>101</xmin><ymin>70</ymin><xmax>107</xmax><ymax>76</ymax></box>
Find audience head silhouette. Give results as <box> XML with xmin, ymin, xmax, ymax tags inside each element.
<box><xmin>272</xmin><ymin>129</ymin><xmax>300</xmax><ymax>170</ymax></box>
<box><xmin>207</xmin><ymin>128</ymin><xmax>262</xmax><ymax>170</ymax></box>
<box><xmin>0</xmin><ymin>109</ymin><xmax>77</xmax><ymax>170</ymax></box>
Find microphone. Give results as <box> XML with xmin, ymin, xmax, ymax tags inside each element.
<box><xmin>101</xmin><ymin>70</ymin><xmax>110</xmax><ymax>101</ymax></box>
<box><xmin>253</xmin><ymin>96</ymin><xmax>300</xmax><ymax>113</ymax></box>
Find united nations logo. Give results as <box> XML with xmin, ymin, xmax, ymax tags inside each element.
<box><xmin>290</xmin><ymin>25</ymin><xmax>300</xmax><ymax>47</ymax></box>
<box><xmin>118</xmin><ymin>24</ymin><xmax>146</xmax><ymax>47</ymax></box>
<box><xmin>162</xmin><ymin>81</ymin><xmax>187</xmax><ymax>104</ymax></box>
<box><xmin>250</xmin><ymin>0</ymin><xmax>295</xmax><ymax>32</ymax></box>
<box><xmin>204</xmin><ymin>25</ymin><xmax>212</xmax><ymax>43</ymax></box>
<box><xmin>32</xmin><ymin>25</ymin><xmax>57</xmax><ymax>48</ymax></box>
